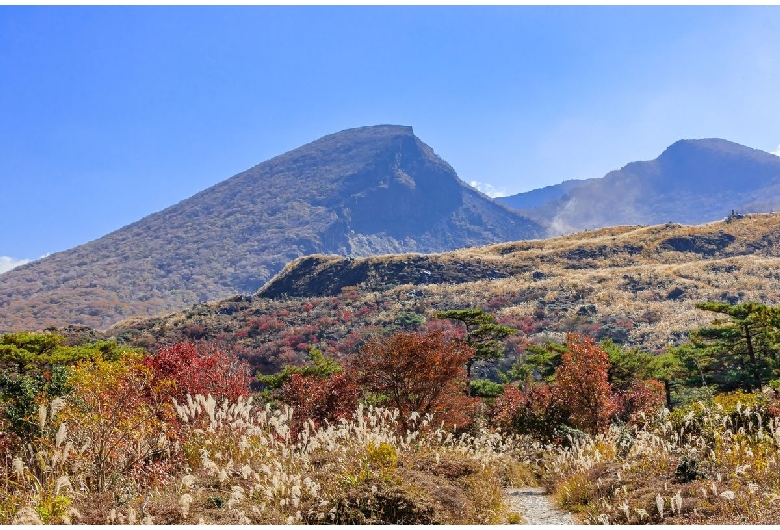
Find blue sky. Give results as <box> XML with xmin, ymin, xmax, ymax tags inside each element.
<box><xmin>2</xmin><ymin>6</ymin><xmax>780</xmax><ymax>270</ymax></box>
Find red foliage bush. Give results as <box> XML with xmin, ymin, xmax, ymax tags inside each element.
<box><xmin>553</xmin><ymin>333</ymin><xmax>616</xmax><ymax>433</ymax></box>
<box><xmin>491</xmin><ymin>383</ymin><xmax>563</xmax><ymax>440</ymax></box>
<box><xmin>611</xmin><ymin>378</ymin><xmax>666</xmax><ymax>425</ymax></box>
<box><xmin>277</xmin><ymin>372</ymin><xmax>361</xmax><ymax>434</ymax></box>
<box><xmin>143</xmin><ymin>341</ymin><xmax>251</xmax><ymax>405</ymax></box>
<box><xmin>487</xmin><ymin>294</ymin><xmax>511</xmax><ymax>309</ymax></box>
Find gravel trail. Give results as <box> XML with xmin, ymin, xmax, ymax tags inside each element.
<box><xmin>505</xmin><ymin>487</ymin><xmax>577</xmax><ymax>525</ymax></box>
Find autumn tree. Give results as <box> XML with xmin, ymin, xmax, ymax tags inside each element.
<box><xmin>351</xmin><ymin>330</ymin><xmax>476</xmax><ymax>429</ymax></box>
<box><xmin>434</xmin><ymin>308</ymin><xmax>516</xmax><ymax>395</ymax></box>
<box><xmin>261</xmin><ymin>347</ymin><xmax>360</xmax><ymax>433</ymax></box>
<box><xmin>552</xmin><ymin>334</ymin><xmax>615</xmax><ymax>434</ymax></box>
<box><xmin>59</xmin><ymin>352</ymin><xmax>166</xmax><ymax>493</ymax></box>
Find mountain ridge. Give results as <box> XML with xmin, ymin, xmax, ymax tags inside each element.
<box><xmin>496</xmin><ymin>178</ymin><xmax>594</xmax><ymax>210</ymax></box>
<box><xmin>0</xmin><ymin>125</ymin><xmax>543</xmax><ymax>332</ymax></box>
<box><xmin>510</xmin><ymin>138</ymin><xmax>780</xmax><ymax>235</ymax></box>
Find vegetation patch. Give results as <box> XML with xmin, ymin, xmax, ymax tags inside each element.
<box><xmin>6</xmin><ymin>249</ymin><xmax>780</xmax><ymax>523</ymax></box>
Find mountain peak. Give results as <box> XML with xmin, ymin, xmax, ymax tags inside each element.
<box><xmin>327</xmin><ymin>124</ymin><xmax>414</xmax><ymax>137</ymax></box>
<box><xmin>0</xmin><ymin>125</ymin><xmax>543</xmax><ymax>332</ymax></box>
<box><xmin>503</xmin><ymin>137</ymin><xmax>780</xmax><ymax>236</ymax></box>
<box><xmin>659</xmin><ymin>138</ymin><xmax>777</xmax><ymax>164</ymax></box>
<box><xmin>666</xmin><ymin>137</ymin><xmax>740</xmax><ymax>149</ymax></box>
<box><xmin>294</xmin><ymin>124</ymin><xmax>416</xmax><ymax>155</ymax></box>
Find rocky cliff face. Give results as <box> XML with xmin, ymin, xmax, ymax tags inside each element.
<box><xmin>0</xmin><ymin>125</ymin><xmax>543</xmax><ymax>332</ymax></box>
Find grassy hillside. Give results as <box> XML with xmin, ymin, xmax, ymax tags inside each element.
<box><xmin>106</xmin><ymin>212</ymin><xmax>780</xmax><ymax>377</ymax></box>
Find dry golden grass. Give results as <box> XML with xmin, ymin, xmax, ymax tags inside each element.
<box><xmin>0</xmin><ymin>397</ymin><xmax>533</xmax><ymax>524</ymax></box>
<box><xmin>538</xmin><ymin>390</ymin><xmax>780</xmax><ymax>524</ymax></box>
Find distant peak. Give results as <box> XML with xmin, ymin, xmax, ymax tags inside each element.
<box><xmin>663</xmin><ymin>138</ymin><xmax>756</xmax><ymax>154</ymax></box>
<box><xmin>665</xmin><ymin>138</ymin><xmax>725</xmax><ymax>150</ymax></box>
<box><xmin>326</xmin><ymin>124</ymin><xmax>414</xmax><ymax>138</ymax></box>
<box><xmin>655</xmin><ymin>138</ymin><xmax>780</xmax><ymax>165</ymax></box>
<box><xmin>296</xmin><ymin>125</ymin><xmax>417</xmax><ymax>153</ymax></box>
<box><xmin>364</xmin><ymin>124</ymin><xmax>414</xmax><ymax>134</ymax></box>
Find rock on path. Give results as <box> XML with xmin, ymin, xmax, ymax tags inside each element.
<box><xmin>505</xmin><ymin>487</ymin><xmax>577</xmax><ymax>525</ymax></box>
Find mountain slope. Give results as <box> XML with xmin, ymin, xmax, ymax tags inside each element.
<box><xmin>0</xmin><ymin>125</ymin><xmax>543</xmax><ymax>332</ymax></box>
<box><xmin>496</xmin><ymin>178</ymin><xmax>594</xmax><ymax>210</ymax></box>
<box><xmin>104</xmin><ymin>213</ymin><xmax>780</xmax><ymax>376</ymax></box>
<box><xmin>516</xmin><ymin>139</ymin><xmax>780</xmax><ymax>235</ymax></box>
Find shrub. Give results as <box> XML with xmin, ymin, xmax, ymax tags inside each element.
<box><xmin>144</xmin><ymin>341</ymin><xmax>251</xmax><ymax>404</ymax></box>
<box><xmin>491</xmin><ymin>383</ymin><xmax>563</xmax><ymax>441</ymax></box>
<box><xmin>277</xmin><ymin>372</ymin><xmax>360</xmax><ymax>434</ymax></box>
<box><xmin>553</xmin><ymin>334</ymin><xmax>615</xmax><ymax>433</ymax></box>
<box><xmin>351</xmin><ymin>330</ymin><xmax>477</xmax><ymax>430</ymax></box>
<box><xmin>612</xmin><ymin>378</ymin><xmax>666</xmax><ymax>425</ymax></box>
<box><xmin>58</xmin><ymin>353</ymin><xmax>166</xmax><ymax>493</ymax></box>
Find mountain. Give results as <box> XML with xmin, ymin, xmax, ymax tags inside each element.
<box><xmin>512</xmin><ymin>139</ymin><xmax>780</xmax><ymax>235</ymax></box>
<box><xmin>104</xmin><ymin>212</ymin><xmax>780</xmax><ymax>377</ymax></box>
<box><xmin>496</xmin><ymin>178</ymin><xmax>594</xmax><ymax>210</ymax></box>
<box><xmin>0</xmin><ymin>125</ymin><xmax>544</xmax><ymax>332</ymax></box>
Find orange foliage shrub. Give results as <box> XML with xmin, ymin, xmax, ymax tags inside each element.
<box><xmin>611</xmin><ymin>378</ymin><xmax>666</xmax><ymax>425</ymax></box>
<box><xmin>491</xmin><ymin>383</ymin><xmax>564</xmax><ymax>440</ymax></box>
<box><xmin>60</xmin><ymin>353</ymin><xmax>166</xmax><ymax>493</ymax></box>
<box><xmin>278</xmin><ymin>372</ymin><xmax>361</xmax><ymax>434</ymax></box>
<box><xmin>351</xmin><ymin>330</ymin><xmax>477</xmax><ymax>430</ymax></box>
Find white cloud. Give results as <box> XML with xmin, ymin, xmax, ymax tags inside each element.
<box><xmin>469</xmin><ymin>180</ymin><xmax>507</xmax><ymax>198</ymax></box>
<box><xmin>772</xmin><ymin>144</ymin><xmax>780</xmax><ymax>157</ymax></box>
<box><xmin>0</xmin><ymin>256</ymin><xmax>31</xmax><ymax>274</ymax></box>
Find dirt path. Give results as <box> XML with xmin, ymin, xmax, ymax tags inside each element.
<box><xmin>505</xmin><ymin>487</ymin><xmax>577</xmax><ymax>525</ymax></box>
